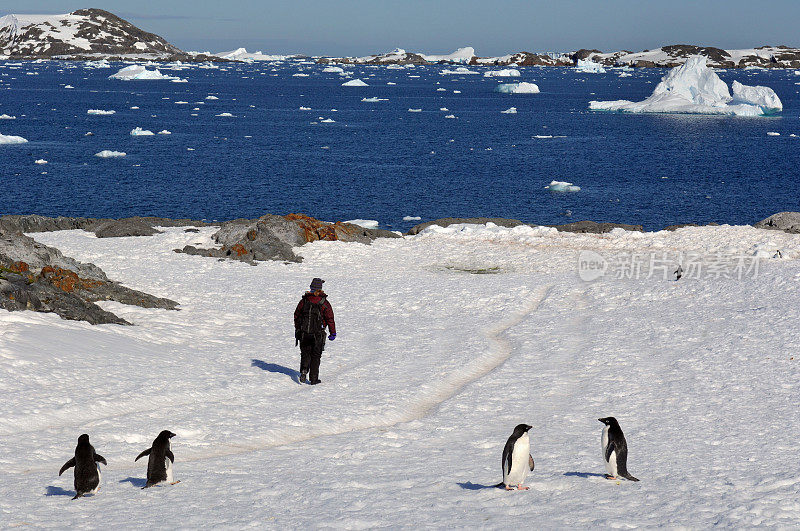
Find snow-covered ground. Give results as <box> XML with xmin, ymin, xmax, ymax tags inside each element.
<box><xmin>2</xmin><ymin>224</ymin><xmax>800</xmax><ymax>527</ymax></box>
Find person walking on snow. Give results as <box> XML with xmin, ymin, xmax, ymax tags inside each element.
<box><xmin>294</xmin><ymin>278</ymin><xmax>336</xmax><ymax>385</ymax></box>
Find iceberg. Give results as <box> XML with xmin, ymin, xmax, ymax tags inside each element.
<box><xmin>344</xmin><ymin>219</ymin><xmax>379</xmax><ymax>229</ymax></box>
<box><xmin>0</xmin><ymin>114</ymin><xmax>16</xmax><ymax>119</ymax></box>
<box><xmin>108</xmin><ymin>65</ymin><xmax>178</xmax><ymax>81</ymax></box>
<box><xmin>484</xmin><ymin>69</ymin><xmax>521</xmax><ymax>77</ymax></box>
<box><xmin>420</xmin><ymin>47</ymin><xmax>475</xmax><ymax>63</ymax></box>
<box><xmin>545</xmin><ymin>181</ymin><xmax>580</xmax><ymax>192</ymax></box>
<box><xmin>361</xmin><ymin>97</ymin><xmax>388</xmax><ymax>102</ymax></box>
<box><xmin>34</xmin><ymin>159</ymin><xmax>47</xmax><ymax>164</ymax></box>
<box><xmin>575</xmin><ymin>59</ymin><xmax>606</xmax><ymax>73</ymax></box>
<box><xmin>322</xmin><ymin>66</ymin><xmax>345</xmax><ymax>73</ymax></box>
<box><xmin>495</xmin><ymin>82</ymin><xmax>540</xmax><ymax>94</ymax></box>
<box><xmin>589</xmin><ymin>56</ymin><xmax>782</xmax><ymax>116</ymax></box>
<box><xmin>216</xmin><ymin>112</ymin><xmax>235</xmax><ymax>117</ymax></box>
<box><xmin>87</xmin><ymin>109</ymin><xmax>115</xmax><ymax>115</ymax></box>
<box><xmin>130</xmin><ymin>127</ymin><xmax>154</xmax><ymax>136</ymax></box>
<box><xmin>403</xmin><ymin>216</ymin><xmax>422</xmax><ymax>221</ymax></box>
<box><xmin>95</xmin><ymin>150</ymin><xmax>126</xmax><ymax>158</ymax></box>
<box><xmin>0</xmin><ymin>132</ymin><xmax>27</xmax><ymax>144</ymax></box>
<box><xmin>441</xmin><ymin>67</ymin><xmax>479</xmax><ymax>75</ymax></box>
<box><xmin>408</xmin><ymin>108</ymin><xmax>422</xmax><ymax>112</ymax></box>
<box><xmin>157</xmin><ymin>130</ymin><xmax>172</xmax><ymax>135</ymax></box>
<box><xmin>342</xmin><ymin>78</ymin><xmax>368</xmax><ymax>87</ymax></box>
<box><xmin>501</xmin><ymin>107</ymin><xmax>517</xmax><ymax>114</ymax></box>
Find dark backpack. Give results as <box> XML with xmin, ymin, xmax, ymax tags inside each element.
<box><xmin>299</xmin><ymin>295</ymin><xmax>326</xmax><ymax>335</ymax></box>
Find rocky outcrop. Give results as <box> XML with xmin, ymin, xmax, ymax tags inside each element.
<box><xmin>550</xmin><ymin>220</ymin><xmax>644</xmax><ymax>233</ymax></box>
<box><xmin>0</xmin><ymin>215</ymin><xmax>208</xmax><ymax>237</ymax></box>
<box><xmin>754</xmin><ymin>212</ymin><xmax>800</xmax><ymax>233</ymax></box>
<box><xmin>178</xmin><ymin>213</ymin><xmax>400</xmax><ymax>264</ymax></box>
<box><xmin>0</xmin><ymin>229</ymin><xmax>178</xmax><ymax>324</ymax></box>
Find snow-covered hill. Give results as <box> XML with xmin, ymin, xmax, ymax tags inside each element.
<box><xmin>1</xmin><ymin>223</ymin><xmax>799</xmax><ymax>526</ymax></box>
<box><xmin>0</xmin><ymin>8</ymin><xmax>211</xmax><ymax>61</ymax></box>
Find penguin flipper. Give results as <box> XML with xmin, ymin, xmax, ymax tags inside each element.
<box><xmin>71</xmin><ymin>493</ymin><xmax>83</xmax><ymax>500</ymax></box>
<box><xmin>604</xmin><ymin>441</ymin><xmax>616</xmax><ymax>462</ymax></box>
<box><xmin>134</xmin><ymin>448</ymin><xmax>151</xmax><ymax>462</ymax></box>
<box><xmin>94</xmin><ymin>454</ymin><xmax>107</xmax><ymax>466</ymax></box>
<box><xmin>528</xmin><ymin>454</ymin><xmax>535</xmax><ymax>471</ymax></box>
<box><xmin>59</xmin><ymin>457</ymin><xmax>76</xmax><ymax>476</ymax></box>
<box><xmin>166</xmin><ymin>450</ymin><xmax>174</xmax><ymax>463</ymax></box>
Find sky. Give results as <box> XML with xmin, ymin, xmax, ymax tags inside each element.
<box><xmin>3</xmin><ymin>1</ymin><xmax>800</xmax><ymax>56</ymax></box>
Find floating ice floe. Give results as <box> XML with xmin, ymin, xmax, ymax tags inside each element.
<box><xmin>767</xmin><ymin>131</ymin><xmax>780</xmax><ymax>136</ymax></box>
<box><xmin>342</xmin><ymin>78</ymin><xmax>368</xmax><ymax>87</ymax></box>
<box><xmin>95</xmin><ymin>150</ymin><xmax>126</xmax><ymax>158</ymax></box>
<box><xmin>322</xmin><ymin>66</ymin><xmax>345</xmax><ymax>73</ymax></box>
<box><xmin>87</xmin><ymin>109</ymin><xmax>115</xmax><ymax>115</ymax></box>
<box><xmin>441</xmin><ymin>67</ymin><xmax>479</xmax><ymax>75</ymax></box>
<box><xmin>361</xmin><ymin>97</ymin><xmax>388</xmax><ymax>102</ymax></box>
<box><xmin>292</xmin><ymin>73</ymin><xmax>309</xmax><ymax>77</ymax></box>
<box><xmin>158</xmin><ymin>130</ymin><xmax>172</xmax><ymax>135</ymax></box>
<box><xmin>216</xmin><ymin>113</ymin><xmax>235</xmax><ymax>117</ymax></box>
<box><xmin>345</xmin><ymin>219</ymin><xmax>379</xmax><ymax>229</ymax></box>
<box><xmin>575</xmin><ymin>59</ymin><xmax>606</xmax><ymax>73</ymax></box>
<box><xmin>0</xmin><ymin>132</ymin><xmax>27</xmax><ymax>144</ymax></box>
<box><xmin>130</xmin><ymin>127</ymin><xmax>154</xmax><ymax>136</ymax></box>
<box><xmin>403</xmin><ymin>216</ymin><xmax>422</xmax><ymax>221</ymax></box>
<box><xmin>299</xmin><ymin>106</ymin><xmax>311</xmax><ymax>110</ymax></box>
<box><xmin>34</xmin><ymin>159</ymin><xmax>47</xmax><ymax>164</ymax></box>
<box><xmin>495</xmin><ymin>82</ymin><xmax>540</xmax><ymax>94</ymax></box>
<box><xmin>64</xmin><ymin>85</ymin><xmax>74</xmax><ymax>89</ymax></box>
<box><xmin>408</xmin><ymin>108</ymin><xmax>422</xmax><ymax>112</ymax></box>
<box><xmin>619</xmin><ymin>72</ymin><xmax>632</xmax><ymax>78</ymax></box>
<box><xmin>545</xmin><ymin>180</ymin><xmax>581</xmax><ymax>192</ymax></box>
<box><xmin>444</xmin><ymin>114</ymin><xmax>456</xmax><ymax>119</ymax></box>
<box><xmin>205</xmin><ymin>95</ymin><xmax>219</xmax><ymax>100</ymax></box>
<box><xmin>484</xmin><ymin>68</ymin><xmax>521</xmax><ymax>77</ymax></box>
<box><xmin>130</xmin><ymin>106</ymin><xmax>139</xmax><ymax>110</ymax></box>
<box><xmin>501</xmin><ymin>107</ymin><xmax>517</xmax><ymax>114</ymax></box>
<box><xmin>108</xmin><ymin>65</ymin><xmax>179</xmax><ymax>81</ymax></box>
<box><xmin>589</xmin><ymin>56</ymin><xmax>783</xmax><ymax>116</ymax></box>
<box><xmin>171</xmin><ymin>78</ymin><xmax>188</xmax><ymax>83</ymax></box>
<box><xmin>320</xmin><ymin>118</ymin><xmax>335</xmax><ymax>123</ymax></box>
<box><xmin>0</xmin><ymin>114</ymin><xmax>15</xmax><ymax>119</ymax></box>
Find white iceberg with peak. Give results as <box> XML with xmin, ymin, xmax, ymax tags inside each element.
<box><xmin>420</xmin><ymin>47</ymin><xmax>475</xmax><ymax>64</ymax></box>
<box><xmin>575</xmin><ymin>59</ymin><xmax>606</xmax><ymax>73</ymax></box>
<box><xmin>108</xmin><ymin>65</ymin><xmax>179</xmax><ymax>81</ymax></box>
<box><xmin>130</xmin><ymin>127</ymin><xmax>154</xmax><ymax>136</ymax></box>
<box><xmin>501</xmin><ymin>107</ymin><xmax>517</xmax><ymax>114</ymax></box>
<box><xmin>495</xmin><ymin>82</ymin><xmax>540</xmax><ymax>94</ymax></box>
<box><xmin>0</xmin><ymin>132</ymin><xmax>27</xmax><ymax>144</ymax></box>
<box><xmin>589</xmin><ymin>56</ymin><xmax>782</xmax><ymax>116</ymax></box>
<box><xmin>342</xmin><ymin>78</ymin><xmax>368</xmax><ymax>87</ymax></box>
<box><xmin>484</xmin><ymin>68</ymin><xmax>520</xmax><ymax>77</ymax></box>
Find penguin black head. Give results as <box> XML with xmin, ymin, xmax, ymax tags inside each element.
<box><xmin>157</xmin><ymin>430</ymin><xmax>177</xmax><ymax>440</ymax></box>
<box><xmin>598</xmin><ymin>417</ymin><xmax>619</xmax><ymax>427</ymax></box>
<box><xmin>77</xmin><ymin>434</ymin><xmax>90</xmax><ymax>445</ymax></box>
<box><xmin>512</xmin><ymin>423</ymin><xmax>533</xmax><ymax>435</ymax></box>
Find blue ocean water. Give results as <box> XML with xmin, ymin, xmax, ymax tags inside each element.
<box><xmin>1</xmin><ymin>60</ymin><xmax>798</xmax><ymax>231</ymax></box>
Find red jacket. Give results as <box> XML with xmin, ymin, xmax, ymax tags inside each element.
<box><xmin>294</xmin><ymin>292</ymin><xmax>336</xmax><ymax>335</ymax></box>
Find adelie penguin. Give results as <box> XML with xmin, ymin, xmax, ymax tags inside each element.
<box><xmin>59</xmin><ymin>434</ymin><xmax>107</xmax><ymax>499</ymax></box>
<box><xmin>499</xmin><ymin>423</ymin><xmax>535</xmax><ymax>490</ymax></box>
<box><xmin>598</xmin><ymin>417</ymin><xmax>639</xmax><ymax>481</ymax></box>
<box><xmin>135</xmin><ymin>430</ymin><xmax>179</xmax><ymax>488</ymax></box>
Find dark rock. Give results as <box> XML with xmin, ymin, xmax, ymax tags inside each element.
<box><xmin>754</xmin><ymin>212</ymin><xmax>800</xmax><ymax>233</ymax></box>
<box><xmin>92</xmin><ymin>218</ymin><xmax>163</xmax><ymax>238</ymax></box>
<box><xmin>184</xmin><ymin>228</ymin><xmax>200</xmax><ymax>233</ymax></box>
<box><xmin>549</xmin><ymin>220</ymin><xmax>644</xmax><ymax>233</ymax></box>
<box><xmin>406</xmin><ymin>218</ymin><xmax>525</xmax><ymax>235</ymax></box>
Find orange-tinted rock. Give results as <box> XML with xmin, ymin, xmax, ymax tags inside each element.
<box><xmin>39</xmin><ymin>266</ymin><xmax>103</xmax><ymax>293</ymax></box>
<box><xmin>9</xmin><ymin>261</ymin><xmax>29</xmax><ymax>273</ymax></box>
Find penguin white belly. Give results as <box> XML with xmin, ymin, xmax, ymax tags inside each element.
<box><xmin>87</xmin><ymin>466</ymin><xmax>101</xmax><ymax>495</ymax></box>
<box><xmin>165</xmin><ymin>458</ymin><xmax>173</xmax><ymax>483</ymax></box>
<box><xmin>504</xmin><ymin>433</ymin><xmax>530</xmax><ymax>486</ymax></box>
<box><xmin>601</xmin><ymin>427</ymin><xmax>617</xmax><ymax>477</ymax></box>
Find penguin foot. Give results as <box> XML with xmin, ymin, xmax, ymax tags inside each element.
<box><xmin>504</xmin><ymin>485</ymin><xmax>514</xmax><ymax>491</ymax></box>
<box><xmin>516</xmin><ymin>484</ymin><xmax>529</xmax><ymax>490</ymax></box>
<box><xmin>170</xmin><ymin>480</ymin><xmax>181</xmax><ymax>485</ymax></box>
<box><xmin>604</xmin><ymin>475</ymin><xmax>617</xmax><ymax>480</ymax></box>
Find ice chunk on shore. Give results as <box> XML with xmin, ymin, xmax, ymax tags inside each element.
<box><xmin>0</xmin><ymin>132</ymin><xmax>27</xmax><ymax>144</ymax></box>
<box><xmin>484</xmin><ymin>68</ymin><xmax>520</xmax><ymax>77</ymax></box>
<box><xmin>589</xmin><ymin>56</ymin><xmax>782</xmax><ymax>116</ymax></box>
<box><xmin>501</xmin><ymin>107</ymin><xmax>517</xmax><ymax>114</ymax></box>
<box><xmin>342</xmin><ymin>78</ymin><xmax>368</xmax><ymax>87</ymax></box>
<box><xmin>545</xmin><ymin>180</ymin><xmax>580</xmax><ymax>192</ymax></box>
<box><xmin>130</xmin><ymin>127</ymin><xmax>154</xmax><ymax>136</ymax></box>
<box><xmin>87</xmin><ymin>109</ymin><xmax>115</xmax><ymax>115</ymax></box>
<box><xmin>345</xmin><ymin>219</ymin><xmax>379</xmax><ymax>229</ymax></box>
<box><xmin>495</xmin><ymin>82</ymin><xmax>540</xmax><ymax>94</ymax></box>
<box><xmin>575</xmin><ymin>59</ymin><xmax>606</xmax><ymax>73</ymax></box>
<box><xmin>108</xmin><ymin>65</ymin><xmax>178</xmax><ymax>81</ymax></box>
<box><xmin>95</xmin><ymin>150</ymin><xmax>126</xmax><ymax>158</ymax></box>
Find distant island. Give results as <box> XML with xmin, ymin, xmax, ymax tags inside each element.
<box><xmin>2</xmin><ymin>9</ymin><xmax>800</xmax><ymax>68</ymax></box>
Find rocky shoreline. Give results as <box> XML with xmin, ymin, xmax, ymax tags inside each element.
<box><xmin>1</xmin><ymin>212</ymin><xmax>798</xmax><ymax>326</ymax></box>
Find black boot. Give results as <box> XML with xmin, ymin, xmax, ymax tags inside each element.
<box><xmin>300</xmin><ymin>371</ymin><xmax>307</xmax><ymax>383</ymax></box>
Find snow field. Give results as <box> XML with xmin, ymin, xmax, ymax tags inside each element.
<box><xmin>1</xmin><ymin>225</ymin><xmax>799</xmax><ymax>526</ymax></box>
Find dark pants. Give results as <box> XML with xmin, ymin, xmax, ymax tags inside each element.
<box><xmin>299</xmin><ymin>332</ymin><xmax>325</xmax><ymax>382</ymax></box>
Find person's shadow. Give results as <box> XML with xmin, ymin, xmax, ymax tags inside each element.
<box><xmin>119</xmin><ymin>477</ymin><xmax>147</xmax><ymax>488</ymax></box>
<box><xmin>252</xmin><ymin>359</ymin><xmax>300</xmax><ymax>384</ymax></box>
<box><xmin>563</xmin><ymin>472</ymin><xmax>607</xmax><ymax>479</ymax></box>
<box><xmin>457</xmin><ymin>481</ymin><xmax>503</xmax><ymax>490</ymax></box>
<box><xmin>44</xmin><ymin>485</ymin><xmax>74</xmax><ymax>497</ymax></box>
